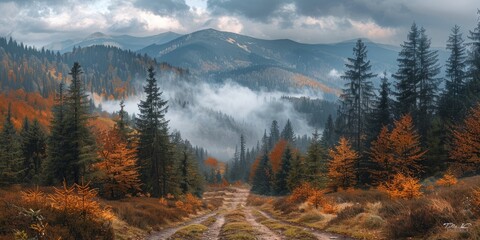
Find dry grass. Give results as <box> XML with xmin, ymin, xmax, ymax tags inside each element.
<box><xmin>168</xmin><ymin>224</ymin><xmax>207</xmax><ymax>240</ymax></box>
<box><xmin>220</xmin><ymin>208</ymin><xmax>256</xmax><ymax>240</ymax></box>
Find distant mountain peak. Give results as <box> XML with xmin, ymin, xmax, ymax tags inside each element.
<box><xmin>85</xmin><ymin>32</ymin><xmax>110</xmax><ymax>40</ymax></box>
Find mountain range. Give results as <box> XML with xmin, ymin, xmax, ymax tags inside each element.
<box><xmin>44</xmin><ymin>29</ymin><xmax>448</xmax><ymax>96</ymax></box>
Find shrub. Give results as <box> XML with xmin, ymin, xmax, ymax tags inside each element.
<box><xmin>307</xmin><ymin>189</ymin><xmax>325</xmax><ymax>209</ymax></box>
<box><xmin>363</xmin><ymin>215</ymin><xmax>385</xmax><ymax>229</ymax></box>
<box><xmin>436</xmin><ymin>173</ymin><xmax>458</xmax><ymax>187</ymax></box>
<box><xmin>379</xmin><ymin>173</ymin><xmax>423</xmax><ymax>199</ymax></box>
<box><xmin>288</xmin><ymin>182</ymin><xmax>315</xmax><ymax>204</ymax></box>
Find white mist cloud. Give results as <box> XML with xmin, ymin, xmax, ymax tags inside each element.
<box><xmin>99</xmin><ymin>79</ymin><xmax>320</xmax><ymax>160</ymax></box>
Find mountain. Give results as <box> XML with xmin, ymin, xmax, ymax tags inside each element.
<box><xmin>137</xmin><ymin>28</ymin><xmax>448</xmax><ymax>94</ymax></box>
<box><xmin>44</xmin><ymin>31</ymin><xmax>182</xmax><ymax>53</ymax></box>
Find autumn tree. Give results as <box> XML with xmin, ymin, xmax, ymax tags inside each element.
<box><xmin>436</xmin><ymin>172</ymin><xmax>458</xmax><ymax>187</ymax></box>
<box><xmin>449</xmin><ymin>104</ymin><xmax>480</xmax><ymax>175</ymax></box>
<box><xmin>328</xmin><ymin>137</ymin><xmax>359</xmax><ymax>190</ymax></box>
<box><xmin>380</xmin><ymin>173</ymin><xmax>423</xmax><ymax>199</ymax></box>
<box><xmin>369</xmin><ymin>115</ymin><xmax>425</xmax><ymax>184</ymax></box>
<box><xmin>269</xmin><ymin>139</ymin><xmax>287</xmax><ymax>174</ymax></box>
<box><xmin>136</xmin><ymin>66</ymin><xmax>174</xmax><ymax>197</ymax></box>
<box><xmin>96</xmin><ymin>128</ymin><xmax>141</xmax><ymax>199</ymax></box>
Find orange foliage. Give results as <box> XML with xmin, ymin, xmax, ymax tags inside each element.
<box><xmin>204</xmin><ymin>157</ymin><xmax>219</xmax><ymax>168</ymax></box>
<box><xmin>328</xmin><ymin>137</ymin><xmax>359</xmax><ymax>190</ymax></box>
<box><xmin>450</xmin><ymin>104</ymin><xmax>480</xmax><ymax>175</ymax></box>
<box><xmin>249</xmin><ymin>156</ymin><xmax>261</xmax><ymax>182</ymax></box>
<box><xmin>174</xmin><ymin>194</ymin><xmax>203</xmax><ymax>214</ymax></box>
<box><xmin>436</xmin><ymin>172</ymin><xmax>458</xmax><ymax>187</ymax></box>
<box><xmin>379</xmin><ymin>173</ymin><xmax>423</xmax><ymax>199</ymax></box>
<box><xmin>370</xmin><ymin>115</ymin><xmax>426</xmax><ymax>184</ymax></box>
<box><xmin>21</xmin><ymin>186</ymin><xmax>46</xmax><ymax>208</ymax></box>
<box><xmin>288</xmin><ymin>182</ymin><xmax>315</xmax><ymax>204</ymax></box>
<box><xmin>0</xmin><ymin>89</ymin><xmax>54</xmax><ymax>130</ymax></box>
<box><xmin>307</xmin><ymin>189</ymin><xmax>325</xmax><ymax>209</ymax></box>
<box><xmin>96</xmin><ymin>128</ymin><xmax>142</xmax><ymax>199</ymax></box>
<box><xmin>269</xmin><ymin>139</ymin><xmax>287</xmax><ymax>174</ymax></box>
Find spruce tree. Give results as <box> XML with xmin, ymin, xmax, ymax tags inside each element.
<box><xmin>0</xmin><ymin>103</ymin><xmax>23</xmax><ymax>185</ymax></box>
<box><xmin>269</xmin><ymin>120</ymin><xmax>280</xmax><ymax>149</ymax></box>
<box><xmin>281</xmin><ymin>119</ymin><xmax>295</xmax><ymax>143</ymax></box>
<box><xmin>320</xmin><ymin>114</ymin><xmax>337</xmax><ymax>148</ymax></box>
<box><xmin>274</xmin><ymin>146</ymin><xmax>292</xmax><ymax>195</ymax></box>
<box><xmin>251</xmin><ymin>151</ymin><xmax>273</xmax><ymax>195</ymax></box>
<box><xmin>368</xmin><ymin>72</ymin><xmax>392</xmax><ymax>140</ymax></box>
<box><xmin>305</xmin><ymin>129</ymin><xmax>328</xmax><ymax>188</ymax></box>
<box><xmin>239</xmin><ymin>134</ymin><xmax>246</xmax><ymax>181</ymax></box>
<box><xmin>63</xmin><ymin>62</ymin><xmax>97</xmax><ymax>184</ymax></box>
<box><xmin>439</xmin><ymin>25</ymin><xmax>467</xmax><ymax>122</ymax></box>
<box><xmin>136</xmin><ymin>66</ymin><xmax>173</xmax><ymax>197</ymax></box>
<box><xmin>465</xmin><ymin>10</ymin><xmax>480</xmax><ymax>109</ymax></box>
<box><xmin>21</xmin><ymin>118</ymin><xmax>46</xmax><ymax>182</ymax></box>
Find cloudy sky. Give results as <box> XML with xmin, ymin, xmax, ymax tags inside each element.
<box><xmin>0</xmin><ymin>0</ymin><xmax>478</xmax><ymax>47</ymax></box>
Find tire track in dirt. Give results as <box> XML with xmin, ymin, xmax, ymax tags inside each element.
<box><xmin>255</xmin><ymin>209</ymin><xmax>356</xmax><ymax>240</ymax></box>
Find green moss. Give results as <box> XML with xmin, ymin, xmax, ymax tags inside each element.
<box><xmin>168</xmin><ymin>224</ymin><xmax>207</xmax><ymax>240</ymax></box>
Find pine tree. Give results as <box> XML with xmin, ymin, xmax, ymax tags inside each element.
<box><xmin>274</xmin><ymin>146</ymin><xmax>292</xmax><ymax>195</ymax></box>
<box><xmin>281</xmin><ymin>119</ymin><xmax>295</xmax><ymax>143</ymax></box>
<box><xmin>305</xmin><ymin>129</ymin><xmax>328</xmax><ymax>188</ymax></box>
<box><xmin>116</xmin><ymin>100</ymin><xmax>132</xmax><ymax>141</ymax></box>
<box><xmin>368</xmin><ymin>72</ymin><xmax>392</xmax><ymax>140</ymax></box>
<box><xmin>96</xmin><ymin>128</ymin><xmax>141</xmax><ymax>199</ymax></box>
<box><xmin>172</xmin><ymin>132</ymin><xmax>204</xmax><ymax>196</ymax></box>
<box><xmin>465</xmin><ymin>10</ymin><xmax>480</xmax><ymax>109</ymax></box>
<box><xmin>269</xmin><ymin>120</ymin><xmax>280</xmax><ymax>149</ymax></box>
<box><xmin>328</xmin><ymin>137</ymin><xmax>359</xmax><ymax>190</ymax></box>
<box><xmin>136</xmin><ymin>66</ymin><xmax>173</xmax><ymax>197</ymax></box>
<box><xmin>251</xmin><ymin>151</ymin><xmax>273</xmax><ymax>195</ymax></box>
<box><xmin>338</xmin><ymin>39</ymin><xmax>376</xmax><ymax>151</ymax></box>
<box><xmin>63</xmin><ymin>62</ymin><xmax>97</xmax><ymax>184</ymax></box>
<box><xmin>0</xmin><ymin>103</ymin><xmax>23</xmax><ymax>185</ymax></box>
<box><xmin>320</xmin><ymin>114</ymin><xmax>337</xmax><ymax>148</ymax></box>
<box><xmin>439</xmin><ymin>25</ymin><xmax>467</xmax><ymax>122</ymax></box>
<box><xmin>239</xmin><ymin>134</ymin><xmax>247</xmax><ymax>181</ymax></box>
<box><xmin>416</xmin><ymin>27</ymin><xmax>441</xmax><ymax>138</ymax></box>
<box><xmin>394</xmin><ymin>23</ymin><xmax>420</xmax><ymax>117</ymax></box>
<box><xmin>21</xmin><ymin>118</ymin><xmax>46</xmax><ymax>183</ymax></box>
<box><xmin>44</xmin><ymin>82</ymin><xmax>67</xmax><ymax>184</ymax></box>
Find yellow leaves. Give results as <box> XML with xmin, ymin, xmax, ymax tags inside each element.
<box><xmin>379</xmin><ymin>173</ymin><xmax>423</xmax><ymax>200</ymax></box>
<box><xmin>370</xmin><ymin>115</ymin><xmax>425</xmax><ymax>184</ymax></box>
<box><xmin>450</xmin><ymin>104</ymin><xmax>480</xmax><ymax>175</ymax></box>
<box><xmin>436</xmin><ymin>173</ymin><xmax>458</xmax><ymax>187</ymax></box>
<box><xmin>328</xmin><ymin>137</ymin><xmax>359</xmax><ymax>190</ymax></box>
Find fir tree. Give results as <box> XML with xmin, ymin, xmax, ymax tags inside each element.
<box><xmin>136</xmin><ymin>66</ymin><xmax>173</xmax><ymax>197</ymax></box>
<box><xmin>251</xmin><ymin>151</ymin><xmax>273</xmax><ymax>195</ymax></box>
<box><xmin>439</xmin><ymin>25</ymin><xmax>467</xmax><ymax>122</ymax></box>
<box><xmin>320</xmin><ymin>114</ymin><xmax>337</xmax><ymax>148</ymax></box>
<box><xmin>465</xmin><ymin>10</ymin><xmax>480</xmax><ymax>109</ymax></box>
<box><xmin>0</xmin><ymin>103</ymin><xmax>23</xmax><ymax>185</ymax></box>
<box><xmin>281</xmin><ymin>119</ymin><xmax>295</xmax><ymax>143</ymax></box>
<box><xmin>21</xmin><ymin>118</ymin><xmax>46</xmax><ymax>183</ymax></box>
<box><xmin>269</xmin><ymin>120</ymin><xmax>280</xmax><ymax>149</ymax></box>
<box><xmin>274</xmin><ymin>146</ymin><xmax>292</xmax><ymax>195</ymax></box>
<box><xmin>305</xmin><ymin>129</ymin><xmax>328</xmax><ymax>188</ymax></box>
<box><xmin>369</xmin><ymin>72</ymin><xmax>392</xmax><ymax>139</ymax></box>
<box><xmin>63</xmin><ymin>62</ymin><xmax>97</xmax><ymax>184</ymax></box>
<box><xmin>286</xmin><ymin>154</ymin><xmax>305</xmax><ymax>192</ymax></box>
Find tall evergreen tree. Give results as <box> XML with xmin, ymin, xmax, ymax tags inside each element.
<box><xmin>368</xmin><ymin>72</ymin><xmax>392</xmax><ymax>140</ymax></box>
<box><xmin>274</xmin><ymin>146</ymin><xmax>292</xmax><ymax>195</ymax></box>
<box><xmin>281</xmin><ymin>119</ymin><xmax>295</xmax><ymax>143</ymax></box>
<box><xmin>320</xmin><ymin>114</ymin><xmax>337</xmax><ymax>148</ymax></box>
<box><xmin>239</xmin><ymin>134</ymin><xmax>246</xmax><ymax>181</ymax></box>
<box><xmin>394</xmin><ymin>23</ymin><xmax>420</xmax><ymax>117</ymax></box>
<box><xmin>21</xmin><ymin>118</ymin><xmax>46</xmax><ymax>182</ymax></box>
<box><xmin>136</xmin><ymin>66</ymin><xmax>173</xmax><ymax>197</ymax></box>
<box><xmin>44</xmin><ymin>82</ymin><xmax>67</xmax><ymax>184</ymax></box>
<box><xmin>251</xmin><ymin>151</ymin><xmax>273</xmax><ymax>195</ymax></box>
<box><xmin>269</xmin><ymin>120</ymin><xmax>280</xmax><ymax>149</ymax></box>
<box><xmin>0</xmin><ymin>103</ymin><xmax>23</xmax><ymax>185</ymax></box>
<box><xmin>63</xmin><ymin>62</ymin><xmax>97</xmax><ymax>184</ymax></box>
<box><xmin>465</xmin><ymin>10</ymin><xmax>480</xmax><ymax>108</ymax></box>
<box><xmin>439</xmin><ymin>25</ymin><xmax>467</xmax><ymax>122</ymax></box>
<box><xmin>338</xmin><ymin>39</ymin><xmax>376</xmax><ymax>151</ymax></box>
<box><xmin>304</xmin><ymin>129</ymin><xmax>328</xmax><ymax>188</ymax></box>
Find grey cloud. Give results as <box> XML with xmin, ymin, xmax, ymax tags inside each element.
<box><xmin>207</xmin><ymin>0</ymin><xmax>288</xmax><ymax>22</ymax></box>
<box><xmin>134</xmin><ymin>0</ymin><xmax>190</xmax><ymax>15</ymax></box>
